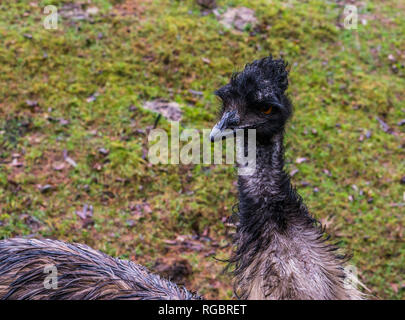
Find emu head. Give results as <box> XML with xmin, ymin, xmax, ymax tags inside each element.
<box><xmin>210</xmin><ymin>56</ymin><xmax>292</xmax><ymax>144</ymax></box>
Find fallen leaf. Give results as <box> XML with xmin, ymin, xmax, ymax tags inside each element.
<box><xmin>202</xmin><ymin>57</ymin><xmax>211</xmax><ymax>64</ymax></box>
<box><xmin>75</xmin><ymin>204</ymin><xmax>93</xmax><ymax>220</ymax></box>
<box><xmin>26</xmin><ymin>100</ymin><xmax>38</xmax><ymax>107</ymax></box>
<box><xmin>63</xmin><ymin>150</ymin><xmax>77</xmax><ymax>167</ymax></box>
<box><xmin>86</xmin><ymin>92</ymin><xmax>99</xmax><ymax>103</ymax></box>
<box><xmin>188</xmin><ymin>89</ymin><xmax>203</xmax><ymax>96</ymax></box>
<box><xmin>38</xmin><ymin>184</ymin><xmax>53</xmax><ymax>193</ymax></box>
<box><xmin>290</xmin><ymin>169</ymin><xmax>299</xmax><ymax>177</ymax></box>
<box><xmin>376</xmin><ymin>116</ymin><xmax>392</xmax><ymax>134</ymax></box>
<box><xmin>10</xmin><ymin>158</ymin><xmax>23</xmax><ymax>167</ymax></box>
<box><xmin>296</xmin><ymin>157</ymin><xmax>308</xmax><ymax>164</ymax></box>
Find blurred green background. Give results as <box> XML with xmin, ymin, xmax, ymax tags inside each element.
<box><xmin>0</xmin><ymin>0</ymin><xmax>404</xmax><ymax>299</ymax></box>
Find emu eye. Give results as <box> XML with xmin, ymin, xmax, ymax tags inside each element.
<box><xmin>260</xmin><ymin>106</ymin><xmax>273</xmax><ymax>114</ymax></box>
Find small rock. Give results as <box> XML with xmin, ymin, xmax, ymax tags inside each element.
<box><xmin>218</xmin><ymin>7</ymin><xmax>258</xmax><ymax>31</ymax></box>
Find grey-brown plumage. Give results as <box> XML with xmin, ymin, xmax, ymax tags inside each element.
<box><xmin>0</xmin><ymin>238</ymin><xmax>200</xmax><ymax>300</ymax></box>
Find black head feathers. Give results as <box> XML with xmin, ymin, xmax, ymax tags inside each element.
<box><xmin>215</xmin><ymin>56</ymin><xmax>289</xmax><ymax>105</ymax></box>
<box><xmin>212</xmin><ymin>56</ymin><xmax>292</xmax><ymax>143</ymax></box>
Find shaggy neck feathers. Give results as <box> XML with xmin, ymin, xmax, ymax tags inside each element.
<box><xmin>231</xmin><ymin>133</ymin><xmax>362</xmax><ymax>300</ymax></box>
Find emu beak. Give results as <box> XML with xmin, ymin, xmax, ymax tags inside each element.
<box><xmin>210</xmin><ymin>111</ymin><xmax>238</xmax><ymax>142</ymax></box>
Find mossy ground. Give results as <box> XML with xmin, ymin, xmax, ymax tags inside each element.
<box><xmin>0</xmin><ymin>0</ymin><xmax>404</xmax><ymax>299</ymax></box>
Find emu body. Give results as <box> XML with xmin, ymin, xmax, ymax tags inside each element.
<box><xmin>0</xmin><ymin>238</ymin><xmax>199</xmax><ymax>300</ymax></box>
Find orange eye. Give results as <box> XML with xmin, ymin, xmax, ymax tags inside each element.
<box><xmin>261</xmin><ymin>106</ymin><xmax>272</xmax><ymax>114</ymax></box>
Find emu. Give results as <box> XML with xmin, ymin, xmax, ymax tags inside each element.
<box><xmin>211</xmin><ymin>57</ymin><xmax>364</xmax><ymax>299</ymax></box>
<box><xmin>0</xmin><ymin>57</ymin><xmax>364</xmax><ymax>300</ymax></box>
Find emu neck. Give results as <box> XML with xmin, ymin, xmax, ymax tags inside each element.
<box><xmin>233</xmin><ymin>133</ymin><xmax>355</xmax><ymax>300</ymax></box>
<box><xmin>238</xmin><ymin>133</ymin><xmax>305</xmax><ymax>227</ymax></box>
